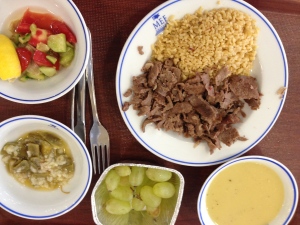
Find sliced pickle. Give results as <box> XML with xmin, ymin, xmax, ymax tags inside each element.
<box><xmin>40</xmin><ymin>140</ymin><xmax>52</xmax><ymax>156</ymax></box>
<box><xmin>8</xmin><ymin>158</ymin><xmax>17</xmax><ymax>173</ymax></box>
<box><xmin>62</xmin><ymin>163</ymin><xmax>75</xmax><ymax>173</ymax></box>
<box><xmin>30</xmin><ymin>157</ymin><xmax>41</xmax><ymax>168</ymax></box>
<box><xmin>13</xmin><ymin>160</ymin><xmax>30</xmax><ymax>173</ymax></box>
<box><xmin>42</xmin><ymin>132</ymin><xmax>62</xmax><ymax>146</ymax></box>
<box><xmin>18</xmin><ymin>145</ymin><xmax>27</xmax><ymax>159</ymax></box>
<box><xmin>26</xmin><ymin>143</ymin><xmax>40</xmax><ymax>157</ymax></box>
<box><xmin>55</xmin><ymin>147</ymin><xmax>65</xmax><ymax>155</ymax></box>
<box><xmin>27</xmin><ymin>132</ymin><xmax>43</xmax><ymax>140</ymax></box>
<box><xmin>29</xmin><ymin>160</ymin><xmax>41</xmax><ymax>173</ymax></box>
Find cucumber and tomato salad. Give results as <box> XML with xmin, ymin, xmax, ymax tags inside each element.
<box><xmin>12</xmin><ymin>9</ymin><xmax>76</xmax><ymax>81</ymax></box>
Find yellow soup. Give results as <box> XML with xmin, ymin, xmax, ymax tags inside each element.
<box><xmin>206</xmin><ymin>162</ymin><xmax>284</xmax><ymax>225</ymax></box>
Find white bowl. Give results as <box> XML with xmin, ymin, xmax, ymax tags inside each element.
<box><xmin>0</xmin><ymin>0</ymin><xmax>90</xmax><ymax>104</ymax></box>
<box><xmin>91</xmin><ymin>163</ymin><xmax>185</xmax><ymax>225</ymax></box>
<box><xmin>197</xmin><ymin>156</ymin><xmax>298</xmax><ymax>225</ymax></box>
<box><xmin>0</xmin><ymin>115</ymin><xmax>92</xmax><ymax>220</ymax></box>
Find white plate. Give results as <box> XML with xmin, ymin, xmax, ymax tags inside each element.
<box><xmin>0</xmin><ymin>115</ymin><xmax>92</xmax><ymax>219</ymax></box>
<box><xmin>197</xmin><ymin>156</ymin><xmax>298</xmax><ymax>225</ymax></box>
<box><xmin>116</xmin><ymin>0</ymin><xmax>288</xmax><ymax>166</ymax></box>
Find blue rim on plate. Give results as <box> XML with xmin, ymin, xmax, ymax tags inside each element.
<box><xmin>197</xmin><ymin>156</ymin><xmax>298</xmax><ymax>225</ymax></box>
<box><xmin>116</xmin><ymin>0</ymin><xmax>288</xmax><ymax>166</ymax></box>
<box><xmin>0</xmin><ymin>0</ymin><xmax>89</xmax><ymax>104</ymax></box>
<box><xmin>0</xmin><ymin>115</ymin><xmax>92</xmax><ymax>219</ymax></box>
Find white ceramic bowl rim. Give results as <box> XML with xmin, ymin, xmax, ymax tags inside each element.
<box><xmin>0</xmin><ymin>0</ymin><xmax>90</xmax><ymax>104</ymax></box>
<box><xmin>0</xmin><ymin>115</ymin><xmax>93</xmax><ymax>220</ymax></box>
<box><xmin>197</xmin><ymin>155</ymin><xmax>298</xmax><ymax>225</ymax></box>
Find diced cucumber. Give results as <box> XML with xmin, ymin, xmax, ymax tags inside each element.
<box><xmin>30</xmin><ymin>24</ymin><xmax>37</xmax><ymax>35</ymax></box>
<box><xmin>66</xmin><ymin>41</ymin><xmax>74</xmax><ymax>48</ymax></box>
<box><xmin>39</xmin><ymin>67</ymin><xmax>57</xmax><ymax>77</ymax></box>
<box><xmin>59</xmin><ymin>47</ymin><xmax>75</xmax><ymax>67</ymax></box>
<box><xmin>19</xmin><ymin>33</ymin><xmax>31</xmax><ymax>44</ymax></box>
<box><xmin>26</xmin><ymin>71</ymin><xmax>45</xmax><ymax>80</ymax></box>
<box><xmin>11</xmin><ymin>33</ymin><xmax>20</xmax><ymax>45</ymax></box>
<box><xmin>47</xmin><ymin>34</ymin><xmax>67</xmax><ymax>53</ymax></box>
<box><xmin>37</xmin><ymin>43</ymin><xmax>50</xmax><ymax>52</ymax></box>
<box><xmin>19</xmin><ymin>75</ymin><xmax>29</xmax><ymax>82</ymax></box>
<box><xmin>46</xmin><ymin>55</ymin><xmax>57</xmax><ymax>64</ymax></box>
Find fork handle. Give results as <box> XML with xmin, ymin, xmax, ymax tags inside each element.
<box><xmin>86</xmin><ymin>31</ymin><xmax>100</xmax><ymax>123</ymax></box>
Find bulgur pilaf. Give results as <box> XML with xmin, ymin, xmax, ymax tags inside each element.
<box><xmin>151</xmin><ymin>7</ymin><xmax>259</xmax><ymax>79</ymax></box>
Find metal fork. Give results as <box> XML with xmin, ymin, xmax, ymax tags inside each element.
<box><xmin>86</xmin><ymin>30</ymin><xmax>110</xmax><ymax>174</ymax></box>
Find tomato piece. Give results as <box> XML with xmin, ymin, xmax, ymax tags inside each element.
<box><xmin>33</xmin><ymin>50</ymin><xmax>53</xmax><ymax>67</ymax></box>
<box><xmin>50</xmin><ymin>21</ymin><xmax>77</xmax><ymax>44</ymax></box>
<box><xmin>15</xmin><ymin>9</ymin><xmax>77</xmax><ymax>43</ymax></box>
<box><xmin>15</xmin><ymin>24</ymin><xmax>31</xmax><ymax>34</ymax></box>
<box><xmin>15</xmin><ymin>9</ymin><xmax>56</xmax><ymax>34</ymax></box>
<box><xmin>16</xmin><ymin>47</ymin><xmax>32</xmax><ymax>72</ymax></box>
<box><xmin>28</xmin><ymin>28</ymin><xmax>52</xmax><ymax>47</ymax></box>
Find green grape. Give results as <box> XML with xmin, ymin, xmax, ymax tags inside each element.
<box><xmin>105</xmin><ymin>169</ymin><xmax>120</xmax><ymax>192</ymax></box>
<box><xmin>132</xmin><ymin>197</ymin><xmax>146</xmax><ymax>211</ymax></box>
<box><xmin>119</xmin><ymin>175</ymin><xmax>130</xmax><ymax>186</ymax></box>
<box><xmin>128</xmin><ymin>209</ymin><xmax>143</xmax><ymax>225</ymax></box>
<box><xmin>115</xmin><ymin>166</ymin><xmax>132</xmax><ymax>177</ymax></box>
<box><xmin>153</xmin><ymin>182</ymin><xmax>175</xmax><ymax>198</ymax></box>
<box><xmin>145</xmin><ymin>168</ymin><xmax>172</xmax><ymax>182</ymax></box>
<box><xmin>132</xmin><ymin>183</ymin><xmax>143</xmax><ymax>198</ymax></box>
<box><xmin>129</xmin><ymin>166</ymin><xmax>145</xmax><ymax>186</ymax></box>
<box><xmin>110</xmin><ymin>185</ymin><xmax>133</xmax><ymax>202</ymax></box>
<box><xmin>105</xmin><ymin>198</ymin><xmax>132</xmax><ymax>215</ymax></box>
<box><xmin>140</xmin><ymin>185</ymin><xmax>161</xmax><ymax>208</ymax></box>
<box><xmin>146</xmin><ymin>205</ymin><xmax>161</xmax><ymax>218</ymax></box>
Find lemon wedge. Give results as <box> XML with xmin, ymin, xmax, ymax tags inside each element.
<box><xmin>0</xmin><ymin>34</ymin><xmax>21</xmax><ymax>81</ymax></box>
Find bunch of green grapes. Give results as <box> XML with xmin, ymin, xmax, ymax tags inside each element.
<box><xmin>104</xmin><ymin>166</ymin><xmax>176</xmax><ymax>219</ymax></box>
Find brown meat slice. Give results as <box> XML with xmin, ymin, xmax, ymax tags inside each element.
<box><xmin>140</xmin><ymin>90</ymin><xmax>153</xmax><ymax>106</ymax></box>
<box><xmin>138</xmin><ymin>106</ymin><xmax>151</xmax><ymax>116</ymax></box>
<box><xmin>186</xmin><ymin>74</ymin><xmax>201</xmax><ymax>84</ymax></box>
<box><xmin>183</xmin><ymin>111</ymin><xmax>201</xmax><ymax>126</ymax></box>
<box><xmin>222</xmin><ymin>113</ymin><xmax>241</xmax><ymax>124</ymax></box>
<box><xmin>218</xmin><ymin>127</ymin><xmax>245</xmax><ymax>146</ymax></box>
<box><xmin>148</xmin><ymin>61</ymin><xmax>162</xmax><ymax>87</ymax></box>
<box><xmin>171</xmin><ymin>102</ymin><xmax>193</xmax><ymax>114</ymax></box>
<box><xmin>228</xmin><ymin>75</ymin><xmax>260</xmax><ymax>100</ymax></box>
<box><xmin>184</xmin><ymin>83</ymin><xmax>205</xmax><ymax>95</ymax></box>
<box><xmin>141</xmin><ymin>119</ymin><xmax>153</xmax><ymax>132</ymax></box>
<box><xmin>215</xmin><ymin>66</ymin><xmax>230</xmax><ymax>86</ymax></box>
<box><xmin>122</xmin><ymin>102</ymin><xmax>130</xmax><ymax>111</ymax></box>
<box><xmin>132</xmin><ymin>74</ymin><xmax>147</xmax><ymax>87</ymax></box>
<box><xmin>169</xmin><ymin>67</ymin><xmax>182</xmax><ymax>80</ymax></box>
<box><xmin>220</xmin><ymin>92</ymin><xmax>238</xmax><ymax>109</ymax></box>
<box><xmin>142</xmin><ymin>61</ymin><xmax>153</xmax><ymax>72</ymax></box>
<box><xmin>123</xmin><ymin>88</ymin><xmax>132</xmax><ymax>97</ymax></box>
<box><xmin>245</xmin><ymin>98</ymin><xmax>261</xmax><ymax>110</ymax></box>
<box><xmin>188</xmin><ymin>95</ymin><xmax>218</xmax><ymax>125</ymax></box>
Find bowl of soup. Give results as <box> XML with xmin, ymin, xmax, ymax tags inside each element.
<box><xmin>0</xmin><ymin>115</ymin><xmax>92</xmax><ymax>219</ymax></box>
<box><xmin>197</xmin><ymin>155</ymin><xmax>298</xmax><ymax>225</ymax></box>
